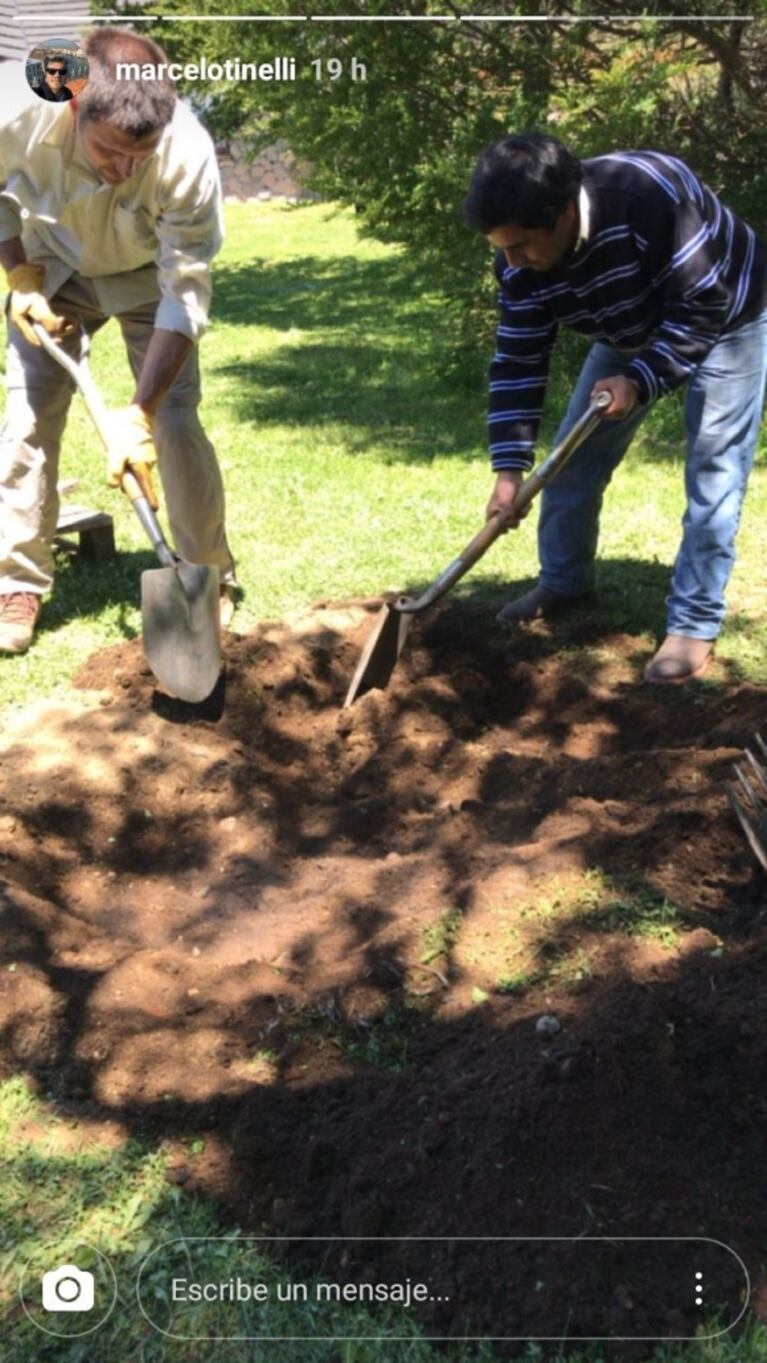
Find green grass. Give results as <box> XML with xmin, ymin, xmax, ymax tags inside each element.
<box><xmin>598</xmin><ymin>889</ymin><xmax>682</xmax><ymax>947</ymax></box>
<box><xmin>496</xmin><ymin>967</ymin><xmax>545</xmax><ymax>995</ymax></box>
<box><xmin>342</xmin><ymin>1002</ymin><xmax>416</xmax><ymax>1071</ymax></box>
<box><xmin>420</xmin><ymin>908</ymin><xmax>464</xmax><ymax>965</ymax></box>
<box><xmin>489</xmin><ymin>873</ymin><xmax>686</xmax><ymax>999</ymax></box>
<box><xmin>2</xmin><ymin>202</ymin><xmax>767</xmax><ymax>1359</ymax></box>
<box><xmin>280</xmin><ymin>997</ymin><xmax>418</xmax><ymax>1072</ymax></box>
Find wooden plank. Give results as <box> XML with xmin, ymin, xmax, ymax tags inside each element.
<box><xmin>56</xmin><ymin>505</ymin><xmax>113</xmax><ymax>534</ymax></box>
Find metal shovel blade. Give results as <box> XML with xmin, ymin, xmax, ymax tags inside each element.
<box><xmin>344</xmin><ymin>601</ymin><xmax>414</xmax><ymax>707</ymax></box>
<box><xmin>141</xmin><ymin>560</ymin><xmax>221</xmax><ymax>703</ymax></box>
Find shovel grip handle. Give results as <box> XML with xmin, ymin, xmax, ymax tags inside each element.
<box><xmin>450</xmin><ymin>512</ymin><xmax>506</xmax><ymax>572</ymax></box>
<box><xmin>514</xmin><ymin>390</ymin><xmax>611</xmax><ymax>516</ymax></box>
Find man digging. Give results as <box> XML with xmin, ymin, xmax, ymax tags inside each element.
<box><xmin>465</xmin><ymin>134</ymin><xmax>767</xmax><ymax>683</ymax></box>
<box><xmin>0</xmin><ymin>26</ymin><xmax>237</xmax><ymax>655</ymax></box>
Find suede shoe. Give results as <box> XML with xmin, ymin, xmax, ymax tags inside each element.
<box><xmin>644</xmin><ymin>634</ymin><xmax>714</xmax><ymax>685</ymax></box>
<box><xmin>496</xmin><ymin>584</ymin><xmax>590</xmax><ymax>625</ymax></box>
<box><xmin>0</xmin><ymin>592</ymin><xmax>41</xmax><ymax>654</ymax></box>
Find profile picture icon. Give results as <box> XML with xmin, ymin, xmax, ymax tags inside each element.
<box><xmin>26</xmin><ymin>37</ymin><xmax>89</xmax><ymax>103</ymax></box>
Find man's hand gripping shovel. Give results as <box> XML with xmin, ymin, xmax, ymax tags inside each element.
<box><xmin>34</xmin><ymin>324</ymin><xmax>221</xmax><ymax>703</ymax></box>
<box><xmin>344</xmin><ymin>391</ymin><xmax>611</xmax><ymax>706</ymax></box>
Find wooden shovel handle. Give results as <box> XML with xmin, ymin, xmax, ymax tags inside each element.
<box><xmin>454</xmin><ymin>392</ymin><xmax>613</xmax><ymax>563</ymax></box>
<box><xmin>449</xmin><ymin>510</ymin><xmax>507</xmax><ymax>572</ymax></box>
<box><xmin>33</xmin><ymin>322</ymin><xmax>175</xmax><ymax>569</ymax></box>
<box><xmin>513</xmin><ymin>390</ymin><xmax>611</xmax><ymax>516</ymax></box>
<box><xmin>397</xmin><ymin>393</ymin><xmax>610</xmax><ymax>614</ymax></box>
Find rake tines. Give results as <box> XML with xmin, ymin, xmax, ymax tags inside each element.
<box><xmin>725</xmin><ymin>733</ymin><xmax>767</xmax><ymax>872</ymax></box>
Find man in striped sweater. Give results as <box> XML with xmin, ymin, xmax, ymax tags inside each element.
<box><xmin>464</xmin><ymin>134</ymin><xmax>767</xmax><ymax>683</ymax></box>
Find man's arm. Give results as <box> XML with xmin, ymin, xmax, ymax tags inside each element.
<box><xmin>152</xmin><ymin>113</ymin><xmax>224</xmax><ymax>345</ymax></box>
<box><xmin>0</xmin><ymin>115</ymin><xmax>26</xmax><ymax>250</ymax></box>
<box><xmin>623</xmin><ymin>166</ymin><xmax>734</xmax><ymax>404</ymax></box>
<box><xmin>487</xmin><ymin>255</ymin><xmax>558</xmax><ymax>472</ymax></box>
<box><xmin>485</xmin><ymin>252</ymin><xmax>558</xmax><ymax>524</ymax></box>
<box><xmin>104</xmin><ymin>329</ymin><xmax>193</xmax><ymax>505</ymax></box>
<box><xmin>106</xmin><ymin>116</ymin><xmax>222</xmax><ymax>496</ymax></box>
<box><xmin>132</xmin><ymin>328</ymin><xmax>193</xmax><ymax>415</ymax></box>
<box><xmin>115</xmin><ymin>118</ymin><xmax>221</xmax><ymax>417</ymax></box>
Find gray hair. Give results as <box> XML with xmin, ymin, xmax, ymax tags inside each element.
<box><xmin>79</xmin><ymin>27</ymin><xmax>175</xmax><ymax>138</ymax></box>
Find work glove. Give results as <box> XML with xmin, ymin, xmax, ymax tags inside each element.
<box><xmin>5</xmin><ymin>263</ymin><xmax>71</xmax><ymax>346</ymax></box>
<box><xmin>104</xmin><ymin>405</ymin><xmax>160</xmax><ymax>509</ymax></box>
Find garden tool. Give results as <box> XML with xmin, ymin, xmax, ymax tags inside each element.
<box><xmin>725</xmin><ymin>734</ymin><xmax>767</xmax><ymax>872</ymax></box>
<box><xmin>35</xmin><ymin>324</ymin><xmax>221</xmax><ymax>703</ymax></box>
<box><xmin>344</xmin><ymin>391</ymin><xmax>611</xmax><ymax>706</ymax></box>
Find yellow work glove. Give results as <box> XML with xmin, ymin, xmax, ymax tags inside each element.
<box><xmin>104</xmin><ymin>405</ymin><xmax>160</xmax><ymax>509</ymax></box>
<box><xmin>5</xmin><ymin>263</ymin><xmax>71</xmax><ymax>346</ymax></box>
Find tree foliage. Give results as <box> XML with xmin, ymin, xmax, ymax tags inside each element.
<box><xmin>141</xmin><ymin>0</ymin><xmax>767</xmax><ymax>364</ymax></box>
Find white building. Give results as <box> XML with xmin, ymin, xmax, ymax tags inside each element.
<box><xmin>0</xmin><ymin>0</ymin><xmax>94</xmax><ymax>58</ymax></box>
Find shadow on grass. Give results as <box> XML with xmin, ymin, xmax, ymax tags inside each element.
<box><xmin>210</xmin><ymin>254</ymin><xmax>712</xmax><ymax>471</ymax></box>
<box><xmin>448</xmin><ymin>554</ymin><xmax>670</xmax><ymax>644</ymax></box>
<box><xmin>213</xmin><ymin>253</ymin><xmax>440</xmax><ymax>339</ymax></box>
<box><xmin>211</xmin><ymin>251</ymin><xmax>483</xmax><ymax>464</ymax></box>
<box><xmin>214</xmin><ymin>338</ymin><xmax>481</xmax><ymax>462</ymax></box>
<box><xmin>35</xmin><ymin>548</ymin><xmax>160</xmax><ymax>640</ymax></box>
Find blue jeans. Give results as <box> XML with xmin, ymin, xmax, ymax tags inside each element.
<box><xmin>538</xmin><ymin>309</ymin><xmax>767</xmax><ymax>638</ymax></box>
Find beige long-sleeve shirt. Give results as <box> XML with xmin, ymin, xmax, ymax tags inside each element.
<box><xmin>0</xmin><ymin>98</ymin><xmax>224</xmax><ymax>340</ymax></box>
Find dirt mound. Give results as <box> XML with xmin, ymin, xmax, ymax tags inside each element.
<box><xmin>0</xmin><ymin>600</ymin><xmax>765</xmax><ymax>1348</ymax></box>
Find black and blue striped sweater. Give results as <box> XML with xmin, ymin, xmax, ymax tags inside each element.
<box><xmin>488</xmin><ymin>151</ymin><xmax>767</xmax><ymax>471</ymax></box>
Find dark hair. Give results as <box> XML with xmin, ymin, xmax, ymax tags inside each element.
<box><xmin>463</xmin><ymin>133</ymin><xmax>582</xmax><ymax>233</ymax></box>
<box><xmin>79</xmin><ymin>27</ymin><xmax>175</xmax><ymax>139</ymax></box>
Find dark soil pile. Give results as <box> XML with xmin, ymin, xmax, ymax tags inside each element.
<box><xmin>0</xmin><ymin>598</ymin><xmax>765</xmax><ymax>1351</ymax></box>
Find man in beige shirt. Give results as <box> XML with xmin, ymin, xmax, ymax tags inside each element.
<box><xmin>0</xmin><ymin>26</ymin><xmax>236</xmax><ymax>653</ymax></box>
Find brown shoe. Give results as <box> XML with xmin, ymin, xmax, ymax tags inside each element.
<box><xmin>644</xmin><ymin>634</ymin><xmax>714</xmax><ymax>685</ymax></box>
<box><xmin>496</xmin><ymin>584</ymin><xmax>591</xmax><ymax>625</ymax></box>
<box><xmin>0</xmin><ymin>592</ymin><xmax>41</xmax><ymax>654</ymax></box>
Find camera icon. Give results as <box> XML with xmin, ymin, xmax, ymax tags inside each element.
<box><xmin>41</xmin><ymin>1265</ymin><xmax>95</xmax><ymax>1312</ymax></box>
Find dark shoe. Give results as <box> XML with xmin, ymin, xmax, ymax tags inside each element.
<box><xmin>0</xmin><ymin>592</ymin><xmax>41</xmax><ymax>654</ymax></box>
<box><xmin>496</xmin><ymin>584</ymin><xmax>590</xmax><ymax>625</ymax></box>
<box><xmin>644</xmin><ymin>634</ymin><xmax>714</xmax><ymax>685</ymax></box>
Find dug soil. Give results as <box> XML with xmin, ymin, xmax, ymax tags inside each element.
<box><xmin>1</xmin><ymin>598</ymin><xmax>766</xmax><ymax>1353</ymax></box>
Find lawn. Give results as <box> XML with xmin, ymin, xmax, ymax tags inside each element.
<box><xmin>1</xmin><ymin>202</ymin><xmax>766</xmax><ymax>1361</ymax></box>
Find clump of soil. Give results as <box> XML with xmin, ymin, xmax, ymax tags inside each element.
<box><xmin>0</xmin><ymin>599</ymin><xmax>765</xmax><ymax>1349</ymax></box>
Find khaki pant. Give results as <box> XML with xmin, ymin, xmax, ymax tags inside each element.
<box><xmin>0</xmin><ymin>274</ymin><xmax>235</xmax><ymax>596</ymax></box>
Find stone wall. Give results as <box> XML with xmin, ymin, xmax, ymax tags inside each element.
<box><xmin>216</xmin><ymin>138</ymin><xmax>318</xmax><ymax>203</ymax></box>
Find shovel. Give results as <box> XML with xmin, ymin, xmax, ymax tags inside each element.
<box><xmin>344</xmin><ymin>391</ymin><xmax>611</xmax><ymax>706</ymax></box>
<box><xmin>35</xmin><ymin>324</ymin><xmax>221</xmax><ymax>703</ymax></box>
